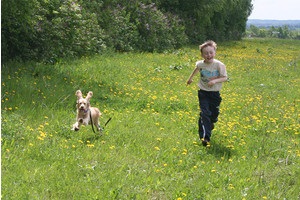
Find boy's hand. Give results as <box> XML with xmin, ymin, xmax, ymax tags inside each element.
<box><xmin>208</xmin><ymin>79</ymin><xmax>216</xmax><ymax>86</ymax></box>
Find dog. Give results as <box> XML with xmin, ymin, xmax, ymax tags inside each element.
<box><xmin>72</xmin><ymin>90</ymin><xmax>102</xmax><ymax>133</ymax></box>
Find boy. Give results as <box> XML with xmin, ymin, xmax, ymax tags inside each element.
<box><xmin>187</xmin><ymin>40</ymin><xmax>227</xmax><ymax>146</ymax></box>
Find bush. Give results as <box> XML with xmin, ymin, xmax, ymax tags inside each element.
<box><xmin>134</xmin><ymin>3</ymin><xmax>187</xmax><ymax>52</ymax></box>
<box><xmin>100</xmin><ymin>5</ymin><xmax>139</xmax><ymax>52</ymax></box>
<box><xmin>1</xmin><ymin>0</ymin><xmax>39</xmax><ymax>61</ymax></box>
<box><xmin>2</xmin><ymin>0</ymin><xmax>106</xmax><ymax>62</ymax></box>
<box><xmin>35</xmin><ymin>0</ymin><xmax>106</xmax><ymax>62</ymax></box>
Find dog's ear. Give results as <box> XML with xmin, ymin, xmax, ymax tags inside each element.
<box><xmin>75</xmin><ymin>90</ymin><xmax>83</xmax><ymax>99</ymax></box>
<box><xmin>86</xmin><ymin>91</ymin><xmax>93</xmax><ymax>101</ymax></box>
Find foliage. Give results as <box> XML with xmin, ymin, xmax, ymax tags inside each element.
<box><xmin>247</xmin><ymin>24</ymin><xmax>300</xmax><ymax>39</ymax></box>
<box><xmin>2</xmin><ymin>39</ymin><xmax>300</xmax><ymax>199</ymax></box>
<box><xmin>158</xmin><ymin>0</ymin><xmax>253</xmax><ymax>43</ymax></box>
<box><xmin>1</xmin><ymin>0</ymin><xmax>39</xmax><ymax>61</ymax></box>
<box><xmin>2</xmin><ymin>0</ymin><xmax>253</xmax><ymax>61</ymax></box>
<box><xmin>133</xmin><ymin>3</ymin><xmax>187</xmax><ymax>52</ymax></box>
<box><xmin>99</xmin><ymin>5</ymin><xmax>139</xmax><ymax>52</ymax></box>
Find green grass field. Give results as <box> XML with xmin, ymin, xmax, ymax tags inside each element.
<box><xmin>2</xmin><ymin>38</ymin><xmax>300</xmax><ymax>199</ymax></box>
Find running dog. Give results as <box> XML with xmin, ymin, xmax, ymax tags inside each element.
<box><xmin>72</xmin><ymin>90</ymin><xmax>102</xmax><ymax>133</ymax></box>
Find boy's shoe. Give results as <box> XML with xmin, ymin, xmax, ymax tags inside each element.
<box><xmin>202</xmin><ymin>139</ymin><xmax>209</xmax><ymax>146</ymax></box>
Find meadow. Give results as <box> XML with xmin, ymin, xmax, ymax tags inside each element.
<box><xmin>1</xmin><ymin>38</ymin><xmax>300</xmax><ymax>199</ymax></box>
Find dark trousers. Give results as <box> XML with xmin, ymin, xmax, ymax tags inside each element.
<box><xmin>198</xmin><ymin>90</ymin><xmax>222</xmax><ymax>141</ymax></box>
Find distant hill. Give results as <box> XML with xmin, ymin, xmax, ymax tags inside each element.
<box><xmin>247</xmin><ymin>19</ymin><xmax>300</xmax><ymax>29</ymax></box>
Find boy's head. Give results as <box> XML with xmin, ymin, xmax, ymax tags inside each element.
<box><xmin>199</xmin><ymin>40</ymin><xmax>217</xmax><ymax>63</ymax></box>
<box><xmin>199</xmin><ymin>40</ymin><xmax>217</xmax><ymax>53</ymax></box>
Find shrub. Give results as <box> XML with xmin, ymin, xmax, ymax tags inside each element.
<box><xmin>100</xmin><ymin>5</ymin><xmax>139</xmax><ymax>52</ymax></box>
<box><xmin>134</xmin><ymin>3</ymin><xmax>187</xmax><ymax>52</ymax></box>
<box><xmin>35</xmin><ymin>0</ymin><xmax>106</xmax><ymax>62</ymax></box>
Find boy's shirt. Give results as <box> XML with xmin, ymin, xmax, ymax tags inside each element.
<box><xmin>196</xmin><ymin>59</ymin><xmax>227</xmax><ymax>91</ymax></box>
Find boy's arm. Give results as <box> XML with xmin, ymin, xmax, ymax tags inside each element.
<box><xmin>187</xmin><ymin>67</ymin><xmax>199</xmax><ymax>85</ymax></box>
<box><xmin>208</xmin><ymin>64</ymin><xmax>227</xmax><ymax>86</ymax></box>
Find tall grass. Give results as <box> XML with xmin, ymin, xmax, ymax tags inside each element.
<box><xmin>2</xmin><ymin>38</ymin><xmax>300</xmax><ymax>199</ymax></box>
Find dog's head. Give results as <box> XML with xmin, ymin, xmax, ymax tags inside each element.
<box><xmin>75</xmin><ymin>90</ymin><xmax>93</xmax><ymax>112</ymax></box>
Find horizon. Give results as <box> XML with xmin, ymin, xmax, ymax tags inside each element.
<box><xmin>248</xmin><ymin>18</ymin><xmax>300</xmax><ymax>21</ymax></box>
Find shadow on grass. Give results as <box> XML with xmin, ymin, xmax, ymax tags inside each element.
<box><xmin>205</xmin><ymin>141</ymin><xmax>235</xmax><ymax>160</ymax></box>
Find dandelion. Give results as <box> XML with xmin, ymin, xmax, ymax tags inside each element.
<box><xmin>109</xmin><ymin>145</ymin><xmax>115</xmax><ymax>149</ymax></box>
<box><xmin>211</xmin><ymin>169</ymin><xmax>216</xmax><ymax>173</ymax></box>
<box><xmin>154</xmin><ymin>146</ymin><xmax>160</xmax><ymax>151</ymax></box>
<box><xmin>182</xmin><ymin>149</ymin><xmax>187</xmax><ymax>155</ymax></box>
<box><xmin>228</xmin><ymin>184</ymin><xmax>235</xmax><ymax>189</ymax></box>
<box><xmin>38</xmin><ymin>136</ymin><xmax>44</xmax><ymax>141</ymax></box>
<box><xmin>87</xmin><ymin>144</ymin><xmax>95</xmax><ymax>148</ymax></box>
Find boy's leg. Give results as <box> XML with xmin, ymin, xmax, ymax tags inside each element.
<box><xmin>198</xmin><ymin>90</ymin><xmax>212</xmax><ymax>142</ymax></box>
<box><xmin>210</xmin><ymin>92</ymin><xmax>222</xmax><ymax>125</ymax></box>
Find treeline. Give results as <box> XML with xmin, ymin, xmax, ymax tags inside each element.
<box><xmin>2</xmin><ymin>0</ymin><xmax>252</xmax><ymax>62</ymax></box>
<box><xmin>246</xmin><ymin>25</ymin><xmax>300</xmax><ymax>40</ymax></box>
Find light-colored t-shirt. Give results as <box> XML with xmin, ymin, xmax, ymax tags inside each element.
<box><xmin>196</xmin><ymin>59</ymin><xmax>227</xmax><ymax>91</ymax></box>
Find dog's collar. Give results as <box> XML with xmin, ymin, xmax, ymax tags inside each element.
<box><xmin>80</xmin><ymin>108</ymin><xmax>89</xmax><ymax>113</ymax></box>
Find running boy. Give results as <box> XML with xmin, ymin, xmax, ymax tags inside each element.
<box><xmin>187</xmin><ymin>40</ymin><xmax>227</xmax><ymax>146</ymax></box>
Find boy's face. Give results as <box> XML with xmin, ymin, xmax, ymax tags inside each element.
<box><xmin>201</xmin><ymin>46</ymin><xmax>216</xmax><ymax>63</ymax></box>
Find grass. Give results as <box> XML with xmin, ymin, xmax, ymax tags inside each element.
<box><xmin>1</xmin><ymin>38</ymin><xmax>300</xmax><ymax>199</ymax></box>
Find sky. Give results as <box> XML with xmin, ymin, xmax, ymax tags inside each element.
<box><xmin>248</xmin><ymin>0</ymin><xmax>300</xmax><ymax>20</ymax></box>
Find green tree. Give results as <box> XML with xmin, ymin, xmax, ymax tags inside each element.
<box><xmin>1</xmin><ymin>0</ymin><xmax>39</xmax><ymax>61</ymax></box>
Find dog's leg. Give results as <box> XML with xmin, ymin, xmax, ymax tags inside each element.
<box><xmin>72</xmin><ymin>122</ymin><xmax>80</xmax><ymax>131</ymax></box>
<box><xmin>93</xmin><ymin>118</ymin><xmax>102</xmax><ymax>132</ymax></box>
<box><xmin>72</xmin><ymin>118</ymin><xmax>83</xmax><ymax>131</ymax></box>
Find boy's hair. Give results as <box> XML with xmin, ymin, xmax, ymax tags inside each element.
<box><xmin>199</xmin><ymin>40</ymin><xmax>217</xmax><ymax>53</ymax></box>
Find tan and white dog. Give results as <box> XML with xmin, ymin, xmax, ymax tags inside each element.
<box><xmin>72</xmin><ymin>90</ymin><xmax>102</xmax><ymax>133</ymax></box>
